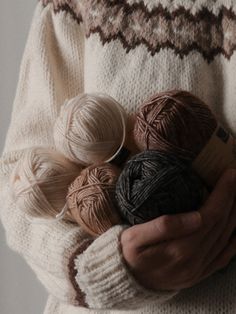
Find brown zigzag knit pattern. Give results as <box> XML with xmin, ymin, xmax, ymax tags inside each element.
<box><xmin>42</xmin><ymin>0</ymin><xmax>236</xmax><ymax>62</ymax></box>
<box><xmin>41</xmin><ymin>0</ymin><xmax>236</xmax><ymax>62</ymax></box>
<box><xmin>5</xmin><ymin>1</ymin><xmax>236</xmax><ymax>312</ymax></box>
<box><xmin>42</xmin><ymin>0</ymin><xmax>82</xmax><ymax>22</ymax></box>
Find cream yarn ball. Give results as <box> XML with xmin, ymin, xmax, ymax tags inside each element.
<box><xmin>10</xmin><ymin>147</ymin><xmax>82</xmax><ymax>222</ymax></box>
<box><xmin>53</xmin><ymin>93</ymin><xmax>128</xmax><ymax>165</ymax></box>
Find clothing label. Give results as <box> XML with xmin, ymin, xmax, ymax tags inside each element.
<box><xmin>192</xmin><ymin>125</ymin><xmax>236</xmax><ymax>187</ymax></box>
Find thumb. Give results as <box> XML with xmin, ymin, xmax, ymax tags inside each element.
<box><xmin>127</xmin><ymin>211</ymin><xmax>202</xmax><ymax>247</ymax></box>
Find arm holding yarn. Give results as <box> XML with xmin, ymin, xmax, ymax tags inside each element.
<box><xmin>0</xmin><ymin>1</ymin><xmax>88</xmax><ymax>306</ymax></box>
<box><xmin>0</xmin><ymin>1</ymin><xmax>176</xmax><ymax>309</ymax></box>
<box><xmin>120</xmin><ymin>169</ymin><xmax>236</xmax><ymax>293</ymax></box>
<box><xmin>72</xmin><ymin>225</ymin><xmax>178</xmax><ymax>309</ymax></box>
<box><xmin>72</xmin><ymin>168</ymin><xmax>236</xmax><ymax>309</ymax></box>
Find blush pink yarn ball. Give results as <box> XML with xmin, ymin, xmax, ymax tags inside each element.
<box><xmin>67</xmin><ymin>163</ymin><xmax>122</xmax><ymax>236</ymax></box>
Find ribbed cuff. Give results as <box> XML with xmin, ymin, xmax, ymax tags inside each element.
<box><xmin>74</xmin><ymin>225</ymin><xmax>177</xmax><ymax>309</ymax></box>
<box><xmin>68</xmin><ymin>238</ymin><xmax>94</xmax><ymax>307</ymax></box>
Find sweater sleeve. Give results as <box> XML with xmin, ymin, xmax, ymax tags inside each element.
<box><xmin>72</xmin><ymin>225</ymin><xmax>177</xmax><ymax>309</ymax></box>
<box><xmin>0</xmin><ymin>1</ymin><xmax>87</xmax><ymax>306</ymax></box>
<box><xmin>0</xmin><ymin>1</ymin><xmax>176</xmax><ymax>309</ymax></box>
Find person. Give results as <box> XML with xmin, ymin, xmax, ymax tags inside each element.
<box><xmin>1</xmin><ymin>0</ymin><xmax>236</xmax><ymax>313</ymax></box>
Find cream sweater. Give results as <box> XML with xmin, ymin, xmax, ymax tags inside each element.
<box><xmin>1</xmin><ymin>0</ymin><xmax>236</xmax><ymax>313</ymax></box>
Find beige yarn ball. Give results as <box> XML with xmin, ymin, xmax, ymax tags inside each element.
<box><xmin>10</xmin><ymin>147</ymin><xmax>82</xmax><ymax>222</ymax></box>
<box><xmin>53</xmin><ymin>93</ymin><xmax>128</xmax><ymax>166</ymax></box>
<box><xmin>67</xmin><ymin>163</ymin><xmax>122</xmax><ymax>236</ymax></box>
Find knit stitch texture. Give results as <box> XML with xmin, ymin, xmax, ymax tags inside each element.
<box><xmin>1</xmin><ymin>0</ymin><xmax>236</xmax><ymax>313</ymax></box>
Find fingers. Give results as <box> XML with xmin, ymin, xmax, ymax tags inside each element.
<box><xmin>199</xmin><ymin>169</ymin><xmax>236</xmax><ymax>225</ymax></box>
<box><xmin>194</xmin><ymin>169</ymin><xmax>236</xmax><ymax>265</ymax></box>
<box><xmin>122</xmin><ymin>211</ymin><xmax>202</xmax><ymax>248</ymax></box>
<box><xmin>200</xmin><ymin>199</ymin><xmax>236</xmax><ymax>270</ymax></box>
<box><xmin>200</xmin><ymin>235</ymin><xmax>236</xmax><ymax>281</ymax></box>
<box><xmin>183</xmin><ymin>169</ymin><xmax>236</xmax><ymax>270</ymax></box>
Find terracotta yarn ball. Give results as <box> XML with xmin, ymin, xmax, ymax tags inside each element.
<box><xmin>54</xmin><ymin>93</ymin><xmax>128</xmax><ymax>166</ymax></box>
<box><xmin>67</xmin><ymin>163</ymin><xmax>122</xmax><ymax>236</ymax></box>
<box><xmin>116</xmin><ymin>150</ymin><xmax>207</xmax><ymax>225</ymax></box>
<box><xmin>10</xmin><ymin>147</ymin><xmax>82</xmax><ymax>222</ymax></box>
<box><xmin>134</xmin><ymin>90</ymin><xmax>217</xmax><ymax>161</ymax></box>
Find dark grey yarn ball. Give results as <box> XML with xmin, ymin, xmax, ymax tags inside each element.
<box><xmin>115</xmin><ymin>150</ymin><xmax>206</xmax><ymax>225</ymax></box>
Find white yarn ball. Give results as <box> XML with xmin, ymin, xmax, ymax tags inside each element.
<box><xmin>10</xmin><ymin>147</ymin><xmax>82</xmax><ymax>222</ymax></box>
<box><xmin>53</xmin><ymin>93</ymin><xmax>127</xmax><ymax>165</ymax></box>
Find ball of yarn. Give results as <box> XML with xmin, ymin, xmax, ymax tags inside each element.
<box><xmin>116</xmin><ymin>150</ymin><xmax>206</xmax><ymax>225</ymax></box>
<box><xmin>54</xmin><ymin>93</ymin><xmax>128</xmax><ymax>165</ymax></box>
<box><xmin>67</xmin><ymin>163</ymin><xmax>122</xmax><ymax>236</ymax></box>
<box><xmin>134</xmin><ymin>90</ymin><xmax>217</xmax><ymax>160</ymax></box>
<box><xmin>10</xmin><ymin>147</ymin><xmax>82</xmax><ymax>222</ymax></box>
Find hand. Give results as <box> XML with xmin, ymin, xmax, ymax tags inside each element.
<box><xmin>120</xmin><ymin>169</ymin><xmax>236</xmax><ymax>291</ymax></box>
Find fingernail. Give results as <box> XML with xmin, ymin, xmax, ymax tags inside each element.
<box><xmin>182</xmin><ymin>212</ymin><xmax>202</xmax><ymax>229</ymax></box>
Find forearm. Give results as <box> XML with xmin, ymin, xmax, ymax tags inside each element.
<box><xmin>72</xmin><ymin>225</ymin><xmax>177</xmax><ymax>309</ymax></box>
<box><xmin>0</xmin><ymin>1</ymin><xmax>85</xmax><ymax>305</ymax></box>
<box><xmin>0</xmin><ymin>169</ymin><xmax>92</xmax><ymax>305</ymax></box>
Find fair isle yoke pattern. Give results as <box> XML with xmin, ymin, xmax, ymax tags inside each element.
<box><xmin>3</xmin><ymin>1</ymin><xmax>236</xmax><ymax>313</ymax></box>
<box><xmin>42</xmin><ymin>0</ymin><xmax>236</xmax><ymax>62</ymax></box>
<box><xmin>42</xmin><ymin>0</ymin><xmax>82</xmax><ymax>22</ymax></box>
<box><xmin>125</xmin><ymin>0</ymin><xmax>236</xmax><ymax>14</ymax></box>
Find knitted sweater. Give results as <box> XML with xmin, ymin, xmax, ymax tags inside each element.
<box><xmin>1</xmin><ymin>0</ymin><xmax>236</xmax><ymax>313</ymax></box>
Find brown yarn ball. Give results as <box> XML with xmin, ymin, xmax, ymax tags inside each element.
<box><xmin>134</xmin><ymin>90</ymin><xmax>218</xmax><ymax>161</ymax></box>
<box><xmin>67</xmin><ymin>163</ymin><xmax>122</xmax><ymax>236</ymax></box>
